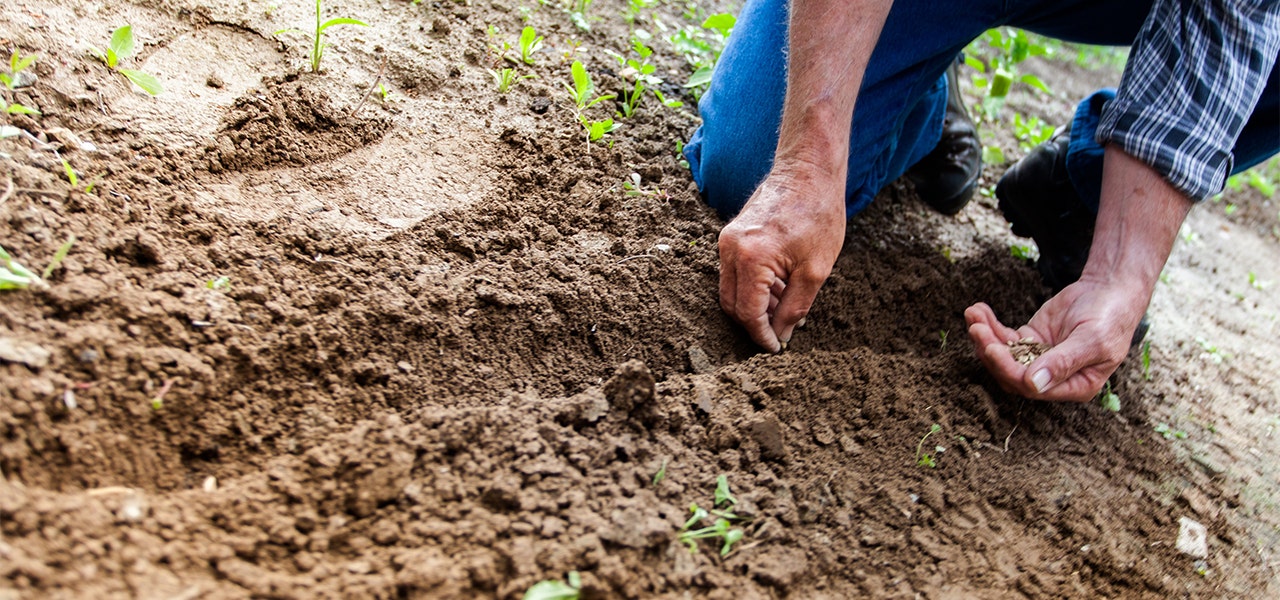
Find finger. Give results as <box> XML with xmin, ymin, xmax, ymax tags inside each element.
<box><xmin>772</xmin><ymin>264</ymin><xmax>826</xmax><ymax>344</ymax></box>
<box><xmin>964</xmin><ymin>303</ymin><xmax>1022</xmax><ymax>344</ymax></box>
<box><xmin>733</xmin><ymin>264</ymin><xmax>782</xmax><ymax>353</ymax></box>
<box><xmin>981</xmin><ymin>341</ymin><xmax>1030</xmax><ymax>394</ymax></box>
<box><xmin>1023</xmin><ymin>333</ymin><xmax>1117</xmax><ymax>402</ymax></box>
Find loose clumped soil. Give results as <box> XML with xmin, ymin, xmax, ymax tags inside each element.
<box><xmin>2</xmin><ymin>0</ymin><xmax>1279</xmax><ymax>598</ymax></box>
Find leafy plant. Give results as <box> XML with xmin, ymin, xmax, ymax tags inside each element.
<box><xmin>275</xmin><ymin>0</ymin><xmax>368</xmax><ymax>73</ymax></box>
<box><xmin>490</xmin><ymin>67</ymin><xmax>533</xmax><ymax>94</ymax></box>
<box><xmin>678</xmin><ymin>512</ymin><xmax>744</xmax><ymax>556</ymax></box>
<box><xmin>1</xmin><ymin>50</ymin><xmax>41</xmax><ymax>118</ymax></box>
<box><xmin>1</xmin><ymin>236</ymin><xmax>76</xmax><ymax>290</ymax></box>
<box><xmin>963</xmin><ymin>28</ymin><xmax>1052</xmax><ymax>118</ymax></box>
<box><xmin>522</xmin><ymin>572</ymin><xmax>581</xmax><ymax>600</ymax></box>
<box><xmin>675</xmin><ymin>13</ymin><xmax>734</xmax><ymax>95</ymax></box>
<box><xmin>567</xmin><ymin>0</ymin><xmax>595</xmax><ymax>31</ymax></box>
<box><xmin>915</xmin><ymin>423</ymin><xmax>942</xmax><ymax>468</ymax></box>
<box><xmin>714</xmin><ymin>474</ymin><xmax>737</xmax><ymax>507</ymax></box>
<box><xmin>519</xmin><ymin>26</ymin><xmax>544</xmax><ymax>65</ymax></box>
<box><xmin>1195</xmin><ymin>337</ymin><xmax>1229</xmax><ymax>364</ymax></box>
<box><xmin>1098</xmin><ymin>381</ymin><xmax>1121</xmax><ymax>412</ymax></box>
<box><xmin>1154</xmin><ymin>423</ymin><xmax>1188</xmax><ymax>440</ymax></box>
<box><xmin>91</xmin><ymin>25</ymin><xmax>164</xmax><ymax>95</ymax></box>
<box><xmin>610</xmin><ymin>31</ymin><xmax>682</xmax><ymax>118</ymax></box>
<box><xmin>564</xmin><ymin>60</ymin><xmax>617</xmax><ymax>150</ymax></box>
<box><xmin>1009</xmin><ymin>243</ymin><xmax>1036</xmax><ymax>260</ymax></box>
<box><xmin>624</xmin><ymin>0</ymin><xmax>652</xmax><ymax>23</ymax></box>
<box><xmin>1012</xmin><ymin>113</ymin><xmax>1055</xmax><ymax>152</ymax></box>
<box><xmin>487</xmin><ymin>25</ymin><xmax>513</xmax><ymax>65</ymax></box>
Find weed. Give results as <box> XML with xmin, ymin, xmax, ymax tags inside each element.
<box><xmin>964</xmin><ymin>28</ymin><xmax>1052</xmax><ymax>118</ymax></box>
<box><xmin>522</xmin><ymin>571</ymin><xmax>581</xmax><ymax>600</ymax></box>
<box><xmin>915</xmin><ymin>423</ymin><xmax>942</xmax><ymax>468</ymax></box>
<box><xmin>1012</xmin><ymin>113</ymin><xmax>1055</xmax><ymax>152</ymax></box>
<box><xmin>714</xmin><ymin>474</ymin><xmax>737</xmax><ymax>507</ymax></box>
<box><xmin>1195</xmin><ymin>337</ymin><xmax>1229</xmax><ymax>364</ymax></box>
<box><xmin>1248</xmin><ymin>271</ymin><xmax>1272</xmax><ymax>290</ymax></box>
<box><xmin>1009</xmin><ymin>243</ymin><xmax>1036</xmax><ymax>260</ymax></box>
<box><xmin>567</xmin><ymin>0</ymin><xmax>595</xmax><ymax>31</ymax></box>
<box><xmin>651</xmin><ymin>457</ymin><xmax>668</xmax><ymax>486</ymax></box>
<box><xmin>1</xmin><ymin>50</ymin><xmax>41</xmax><ymax>118</ymax></box>
<box><xmin>519</xmin><ymin>26</ymin><xmax>544</xmax><ymax>65</ymax></box>
<box><xmin>1154</xmin><ymin>423</ymin><xmax>1188</xmax><ymax>440</ymax></box>
<box><xmin>1141</xmin><ymin>340</ymin><xmax>1152</xmax><ymax>381</ymax></box>
<box><xmin>91</xmin><ymin>25</ymin><xmax>164</xmax><ymax>95</ymax></box>
<box><xmin>610</xmin><ymin>31</ymin><xmax>682</xmax><ymax>118</ymax></box>
<box><xmin>1098</xmin><ymin>381</ymin><xmax>1121</xmax><ymax>412</ymax></box>
<box><xmin>490</xmin><ymin>67</ymin><xmax>533</xmax><ymax>93</ymax></box>
<box><xmin>275</xmin><ymin>0</ymin><xmax>368</xmax><ymax>73</ymax></box>
<box><xmin>673</xmin><ymin>13</ymin><xmax>734</xmax><ymax>96</ymax></box>
<box><xmin>564</xmin><ymin>60</ymin><xmax>617</xmax><ymax>150</ymax></box>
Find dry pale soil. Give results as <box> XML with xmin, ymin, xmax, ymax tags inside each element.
<box><xmin>1</xmin><ymin>0</ymin><xmax>1278</xmax><ymax>598</ymax></box>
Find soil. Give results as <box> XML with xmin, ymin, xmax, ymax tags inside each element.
<box><xmin>2</xmin><ymin>1</ymin><xmax>1278</xmax><ymax>598</ymax></box>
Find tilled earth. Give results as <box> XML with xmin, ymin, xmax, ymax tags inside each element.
<box><xmin>1</xmin><ymin>0</ymin><xmax>1278</xmax><ymax>598</ymax></box>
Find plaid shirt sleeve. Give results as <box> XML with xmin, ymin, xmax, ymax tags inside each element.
<box><xmin>1096</xmin><ymin>0</ymin><xmax>1280</xmax><ymax>201</ymax></box>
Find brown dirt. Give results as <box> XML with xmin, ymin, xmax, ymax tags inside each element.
<box><xmin>2</xmin><ymin>1</ymin><xmax>1278</xmax><ymax>598</ymax></box>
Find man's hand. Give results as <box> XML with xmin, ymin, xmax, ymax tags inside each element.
<box><xmin>719</xmin><ymin>167</ymin><xmax>847</xmax><ymax>352</ymax></box>
<box><xmin>964</xmin><ymin>276</ymin><xmax>1147</xmax><ymax>402</ymax></box>
<box><xmin>967</xmin><ymin>147</ymin><xmax>1192</xmax><ymax>401</ymax></box>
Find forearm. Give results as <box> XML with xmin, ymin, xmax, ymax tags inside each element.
<box><xmin>775</xmin><ymin>0</ymin><xmax>893</xmax><ymax>183</ymax></box>
<box><xmin>1083</xmin><ymin>147</ymin><xmax>1192</xmax><ymax>301</ymax></box>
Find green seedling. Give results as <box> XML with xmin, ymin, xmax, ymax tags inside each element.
<box><xmin>91</xmin><ymin>25</ymin><xmax>164</xmax><ymax>95</ymax></box>
<box><xmin>275</xmin><ymin>0</ymin><xmax>368</xmax><ymax>73</ymax></box>
<box><xmin>964</xmin><ymin>27</ymin><xmax>1052</xmax><ymax>118</ymax></box>
<box><xmin>1</xmin><ymin>50</ymin><xmax>41</xmax><ymax>117</ymax></box>
<box><xmin>676</xmin><ymin>13</ymin><xmax>734</xmax><ymax>95</ymax></box>
<box><xmin>1140</xmin><ymin>340</ymin><xmax>1152</xmax><ymax>381</ymax></box>
<box><xmin>567</xmin><ymin>0</ymin><xmax>594</xmax><ymax>31</ymax></box>
<box><xmin>916</xmin><ymin>423</ymin><xmax>942</xmax><ymax>468</ymax></box>
<box><xmin>487</xmin><ymin>25</ymin><xmax>513</xmax><ymax>64</ymax></box>
<box><xmin>939</xmin><ymin>329</ymin><xmax>949</xmax><ymax>350</ymax></box>
<box><xmin>624</xmin><ymin>0</ymin><xmax>652</xmax><ymax>23</ymax></box>
<box><xmin>61</xmin><ymin>159</ymin><xmax>98</xmax><ymax>193</ymax></box>
<box><xmin>1013</xmin><ymin>113</ymin><xmax>1055</xmax><ymax>152</ymax></box>
<box><xmin>206</xmin><ymin>276</ymin><xmax>231</xmax><ymax>290</ymax></box>
<box><xmin>982</xmin><ymin>144</ymin><xmax>1006</xmax><ymax>165</ymax></box>
<box><xmin>1010</xmin><ymin>243</ymin><xmax>1036</xmax><ymax>260</ymax></box>
<box><xmin>1154</xmin><ymin>423</ymin><xmax>1188</xmax><ymax>440</ymax></box>
<box><xmin>1098</xmin><ymin>381</ymin><xmax>1121</xmax><ymax>412</ymax></box>
<box><xmin>490</xmin><ymin>67</ymin><xmax>533</xmax><ymax>94</ymax></box>
<box><xmin>1249</xmin><ymin>271</ymin><xmax>1272</xmax><ymax>290</ymax></box>
<box><xmin>522</xmin><ymin>571</ymin><xmax>581</xmax><ymax>600</ymax></box>
<box><xmin>678</xmin><ymin>515</ymin><xmax>744</xmax><ymax>556</ymax></box>
<box><xmin>714</xmin><ymin>474</ymin><xmax>737</xmax><ymax>507</ymax></box>
<box><xmin>518</xmin><ymin>26</ymin><xmax>543</xmax><ymax>65</ymax></box>
<box><xmin>564</xmin><ymin>60</ymin><xmax>617</xmax><ymax>150</ymax></box>
<box><xmin>1</xmin><ymin>237</ymin><xmax>72</xmax><ymax>291</ymax></box>
<box><xmin>652</xmin><ymin>458</ymin><xmax>668</xmax><ymax>486</ymax></box>
<box><xmin>1195</xmin><ymin>337</ymin><xmax>1229</xmax><ymax>364</ymax></box>
<box><xmin>610</xmin><ymin>31</ymin><xmax>682</xmax><ymax>118</ymax></box>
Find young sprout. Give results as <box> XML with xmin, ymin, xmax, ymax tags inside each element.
<box><xmin>1140</xmin><ymin>340</ymin><xmax>1152</xmax><ymax>381</ymax></box>
<box><xmin>563</xmin><ymin>60</ymin><xmax>617</xmax><ymax>150</ymax></box>
<box><xmin>91</xmin><ymin>25</ymin><xmax>164</xmax><ymax>95</ymax></box>
<box><xmin>567</xmin><ymin>0</ymin><xmax>594</xmax><ymax>31</ymax></box>
<box><xmin>518</xmin><ymin>26</ymin><xmax>543</xmax><ymax>65</ymax></box>
<box><xmin>275</xmin><ymin>0</ymin><xmax>368</xmax><ymax>73</ymax></box>
<box><xmin>1</xmin><ymin>50</ymin><xmax>41</xmax><ymax>117</ymax></box>
<box><xmin>42</xmin><ymin>236</ymin><xmax>75</xmax><ymax>280</ymax></box>
<box><xmin>1098</xmin><ymin>381</ymin><xmax>1121</xmax><ymax>412</ymax></box>
<box><xmin>714</xmin><ymin>474</ymin><xmax>737</xmax><ymax>507</ymax></box>
<box><xmin>522</xmin><ymin>571</ymin><xmax>581</xmax><ymax>600</ymax></box>
<box><xmin>490</xmin><ymin>67</ymin><xmax>533</xmax><ymax>94</ymax></box>
<box><xmin>651</xmin><ymin>457</ymin><xmax>668</xmax><ymax>486</ymax></box>
<box><xmin>678</xmin><ymin>512</ymin><xmax>744</xmax><ymax>557</ymax></box>
<box><xmin>0</xmin><ymin>245</ymin><xmax>44</xmax><ymax>290</ymax></box>
<box><xmin>915</xmin><ymin>423</ymin><xmax>942</xmax><ymax>468</ymax></box>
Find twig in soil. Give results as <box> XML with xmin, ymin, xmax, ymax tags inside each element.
<box><xmin>353</xmin><ymin>56</ymin><xmax>388</xmax><ymax>117</ymax></box>
<box><xmin>1003</xmin><ymin>423</ymin><xmax>1018</xmax><ymax>453</ymax></box>
<box><xmin>615</xmin><ymin>254</ymin><xmax>660</xmax><ymax>265</ymax></box>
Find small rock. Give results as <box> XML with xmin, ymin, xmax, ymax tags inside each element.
<box><xmin>748</xmin><ymin>413</ymin><xmax>788</xmax><ymax>462</ymax></box>
<box><xmin>396</xmin><ymin>361</ymin><xmax>414</xmax><ymax>373</ymax></box>
<box><xmin>118</xmin><ymin>494</ymin><xmax>146</xmax><ymax>522</ymax></box>
<box><xmin>203</xmin><ymin>476</ymin><xmax>218</xmax><ymax>492</ymax></box>
<box><xmin>812</xmin><ymin>423</ymin><xmax>836</xmax><ymax>446</ymax></box>
<box><xmin>837</xmin><ymin>435</ymin><xmax>862</xmax><ymax>455</ymax></box>
<box><xmin>687</xmin><ymin>346</ymin><xmax>713</xmax><ymax>374</ymax></box>
<box><xmin>1176</xmin><ymin>517</ymin><xmax>1208</xmax><ymax>558</ymax></box>
<box><xmin>0</xmin><ymin>337</ymin><xmax>52</xmax><ymax>368</ymax></box>
<box><xmin>206</xmin><ymin>74</ymin><xmax>225</xmax><ymax>88</ymax></box>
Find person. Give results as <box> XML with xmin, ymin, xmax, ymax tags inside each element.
<box><xmin>683</xmin><ymin>0</ymin><xmax>1280</xmax><ymax>403</ymax></box>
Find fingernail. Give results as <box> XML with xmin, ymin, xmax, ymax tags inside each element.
<box><xmin>778</xmin><ymin>340</ymin><xmax>788</xmax><ymax>352</ymax></box>
<box><xmin>1032</xmin><ymin>369</ymin><xmax>1051</xmax><ymax>393</ymax></box>
<box><xmin>796</xmin><ymin>318</ymin><xmax>806</xmax><ymax>328</ymax></box>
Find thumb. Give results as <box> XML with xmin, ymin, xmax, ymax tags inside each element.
<box><xmin>1023</xmin><ymin>334</ymin><xmax>1108</xmax><ymax>401</ymax></box>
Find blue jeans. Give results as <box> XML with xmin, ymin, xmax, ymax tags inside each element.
<box><xmin>685</xmin><ymin>0</ymin><xmax>1280</xmax><ymax>219</ymax></box>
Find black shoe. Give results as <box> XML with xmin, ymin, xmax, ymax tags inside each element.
<box><xmin>906</xmin><ymin>60</ymin><xmax>982</xmax><ymax>216</ymax></box>
<box><xmin>995</xmin><ymin>125</ymin><xmax>1151</xmax><ymax>347</ymax></box>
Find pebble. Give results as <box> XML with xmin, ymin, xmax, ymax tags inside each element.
<box><xmin>1176</xmin><ymin>517</ymin><xmax>1208</xmax><ymax>558</ymax></box>
<box><xmin>0</xmin><ymin>337</ymin><xmax>52</xmax><ymax>368</ymax></box>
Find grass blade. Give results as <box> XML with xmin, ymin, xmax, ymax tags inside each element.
<box><xmin>318</xmin><ymin>17</ymin><xmax>368</xmax><ymax>33</ymax></box>
<box><xmin>42</xmin><ymin>235</ymin><xmax>76</xmax><ymax>280</ymax></box>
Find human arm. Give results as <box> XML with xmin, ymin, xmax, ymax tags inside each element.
<box><xmin>966</xmin><ymin>148</ymin><xmax>1191</xmax><ymax>401</ymax></box>
<box><xmin>717</xmin><ymin>0</ymin><xmax>894</xmax><ymax>352</ymax></box>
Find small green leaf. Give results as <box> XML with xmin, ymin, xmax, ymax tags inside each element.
<box><xmin>701</xmin><ymin>13</ymin><xmax>735</xmax><ymax>36</ymax></box>
<box><xmin>714</xmin><ymin>474</ymin><xmax>737</xmax><ymax>507</ymax></box>
<box><xmin>318</xmin><ymin>17</ymin><xmax>369</xmax><ymax>33</ymax></box>
<box><xmin>522</xmin><ymin>578</ymin><xmax>580</xmax><ymax>600</ymax></box>
<box><xmin>42</xmin><ymin>235</ymin><xmax>76</xmax><ymax>280</ymax></box>
<box><xmin>109</xmin><ymin>25</ymin><xmax>135</xmax><ymax>63</ymax></box>
<box><xmin>6</xmin><ymin>104</ymin><xmax>40</xmax><ymax>116</ymax></box>
<box><xmin>119</xmin><ymin>69</ymin><xmax>163</xmax><ymax>95</ymax></box>
<box><xmin>12</xmin><ymin>51</ymin><xmax>37</xmax><ymax>74</ymax></box>
<box><xmin>684</xmin><ymin>65</ymin><xmax>712</xmax><ymax>88</ymax></box>
<box><xmin>963</xmin><ymin>55</ymin><xmax>986</xmax><ymax>73</ymax></box>
<box><xmin>61</xmin><ymin>159</ymin><xmax>79</xmax><ymax>187</ymax></box>
<box><xmin>570</xmin><ymin>60</ymin><xmax>591</xmax><ymax>104</ymax></box>
<box><xmin>982</xmin><ymin>145</ymin><xmax>1005</xmax><ymax>165</ymax></box>
<box><xmin>1019</xmin><ymin>73</ymin><xmax>1051</xmax><ymax>94</ymax></box>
